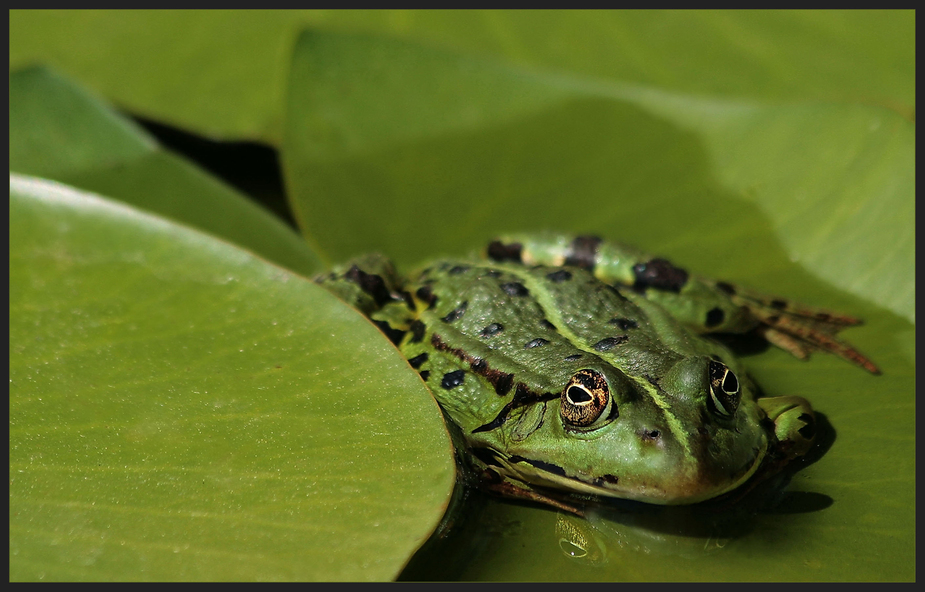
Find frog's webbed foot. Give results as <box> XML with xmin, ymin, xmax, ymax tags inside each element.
<box><xmin>719</xmin><ymin>283</ymin><xmax>880</xmax><ymax>375</ymax></box>
<box><xmin>757</xmin><ymin>395</ymin><xmax>816</xmax><ymax>460</ymax></box>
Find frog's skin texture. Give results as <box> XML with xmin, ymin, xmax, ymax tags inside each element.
<box><xmin>317</xmin><ymin>234</ymin><xmax>877</xmax><ymax>508</ymax></box>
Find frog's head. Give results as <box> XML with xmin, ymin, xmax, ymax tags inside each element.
<box><xmin>497</xmin><ymin>357</ymin><xmax>778</xmax><ymax>505</ymax></box>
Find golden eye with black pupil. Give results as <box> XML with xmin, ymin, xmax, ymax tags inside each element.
<box><xmin>560</xmin><ymin>369</ymin><xmax>613</xmax><ymax>428</ymax></box>
<box><xmin>707</xmin><ymin>360</ymin><xmax>740</xmax><ymax>418</ymax></box>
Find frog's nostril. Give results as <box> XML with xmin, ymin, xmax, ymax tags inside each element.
<box><xmin>641</xmin><ymin>429</ymin><xmax>661</xmax><ymax>441</ymax></box>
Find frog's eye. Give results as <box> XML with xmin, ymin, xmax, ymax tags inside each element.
<box><xmin>708</xmin><ymin>360</ymin><xmax>740</xmax><ymax>418</ymax></box>
<box><xmin>560</xmin><ymin>369</ymin><xmax>613</xmax><ymax>428</ymax></box>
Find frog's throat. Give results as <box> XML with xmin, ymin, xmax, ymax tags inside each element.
<box><xmin>488</xmin><ymin>444</ymin><xmax>769</xmax><ymax>505</ymax></box>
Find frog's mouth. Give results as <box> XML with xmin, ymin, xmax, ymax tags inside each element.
<box><xmin>488</xmin><ymin>446</ymin><xmax>769</xmax><ymax>505</ymax></box>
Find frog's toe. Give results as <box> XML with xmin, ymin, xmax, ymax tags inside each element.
<box><xmin>758</xmin><ymin>396</ymin><xmax>816</xmax><ymax>459</ymax></box>
<box><xmin>757</xmin><ymin>326</ymin><xmax>811</xmax><ymax>360</ymax></box>
<box><xmin>729</xmin><ymin>287</ymin><xmax>879</xmax><ymax>374</ymax></box>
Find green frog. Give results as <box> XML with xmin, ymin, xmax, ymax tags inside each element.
<box><xmin>317</xmin><ymin>233</ymin><xmax>877</xmax><ymax>511</ymax></box>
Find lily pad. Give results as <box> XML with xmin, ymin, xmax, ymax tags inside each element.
<box><xmin>283</xmin><ymin>29</ymin><xmax>913</xmax><ymax>323</ymax></box>
<box><xmin>9</xmin><ymin>66</ymin><xmax>321</xmax><ymax>277</ymax></box>
<box><xmin>9</xmin><ymin>11</ymin><xmax>913</xmax><ymax>141</ymax></box>
<box><xmin>9</xmin><ymin>175</ymin><xmax>455</xmax><ymax>581</ymax></box>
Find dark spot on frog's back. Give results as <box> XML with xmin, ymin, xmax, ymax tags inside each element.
<box><xmin>633</xmin><ymin>258</ymin><xmax>689</xmax><ymax>293</ymax></box>
<box><xmin>372</xmin><ymin>320</ymin><xmax>406</xmax><ymax>345</ymax></box>
<box><xmin>565</xmin><ymin>235</ymin><xmax>602</xmax><ymax>270</ymax></box>
<box><xmin>564</xmin><ymin>354</ymin><xmax>583</xmax><ymax>362</ymax></box>
<box><xmin>479</xmin><ymin>323</ymin><xmax>504</xmax><ymax>338</ymax></box>
<box><xmin>540</xmin><ymin>319</ymin><xmax>557</xmax><ymax>331</ymax></box>
<box><xmin>407</xmin><ymin>352</ymin><xmax>429</xmax><ymax>369</ymax></box>
<box><xmin>409</xmin><ymin>320</ymin><xmax>427</xmax><ymax>343</ymax></box>
<box><xmin>500</xmin><ymin>282</ymin><xmax>529</xmax><ymax>297</ymax></box>
<box><xmin>344</xmin><ymin>265</ymin><xmax>392</xmax><ymax>306</ymax></box>
<box><xmin>487</xmin><ymin>240</ymin><xmax>523</xmax><ymax>263</ymax></box>
<box><xmin>416</xmin><ymin>285</ymin><xmax>438</xmax><ymax>309</ymax></box>
<box><xmin>524</xmin><ymin>338</ymin><xmax>549</xmax><ymax>349</ymax></box>
<box><xmin>546</xmin><ymin>269</ymin><xmax>572</xmax><ymax>283</ymax></box>
<box><xmin>441</xmin><ymin>369</ymin><xmax>466</xmax><ymax>390</ymax></box>
<box><xmin>442</xmin><ymin>300</ymin><xmax>468</xmax><ymax>323</ymax></box>
<box><xmin>593</xmin><ymin>336</ymin><xmax>628</xmax><ymax>351</ymax></box>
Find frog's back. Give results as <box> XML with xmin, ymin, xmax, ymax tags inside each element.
<box><xmin>399</xmin><ymin>260</ymin><xmax>723</xmax><ymax>432</ymax></box>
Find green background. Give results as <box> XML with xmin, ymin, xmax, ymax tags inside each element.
<box><xmin>9</xmin><ymin>10</ymin><xmax>914</xmax><ymax>581</ymax></box>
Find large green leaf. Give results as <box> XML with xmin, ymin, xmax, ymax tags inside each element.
<box><xmin>9</xmin><ymin>175</ymin><xmax>455</xmax><ymax>581</ymax></box>
<box><xmin>284</xmin><ymin>30</ymin><xmax>913</xmax><ymax>323</ymax></box>
<box><xmin>9</xmin><ymin>66</ymin><xmax>321</xmax><ymax>278</ymax></box>
<box><xmin>282</xmin><ymin>31</ymin><xmax>914</xmax><ymax>581</ymax></box>
<box><xmin>9</xmin><ymin>11</ymin><xmax>913</xmax><ymax>142</ymax></box>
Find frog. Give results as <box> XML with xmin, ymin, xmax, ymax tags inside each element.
<box><xmin>316</xmin><ymin>233</ymin><xmax>878</xmax><ymax>512</ymax></box>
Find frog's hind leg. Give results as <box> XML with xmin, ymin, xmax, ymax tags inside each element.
<box><xmin>482</xmin><ymin>233</ymin><xmax>879</xmax><ymax>373</ymax></box>
<box><xmin>724</xmin><ymin>284</ymin><xmax>880</xmax><ymax>375</ymax></box>
<box><xmin>314</xmin><ymin>254</ymin><xmax>413</xmax><ymax>342</ymax></box>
